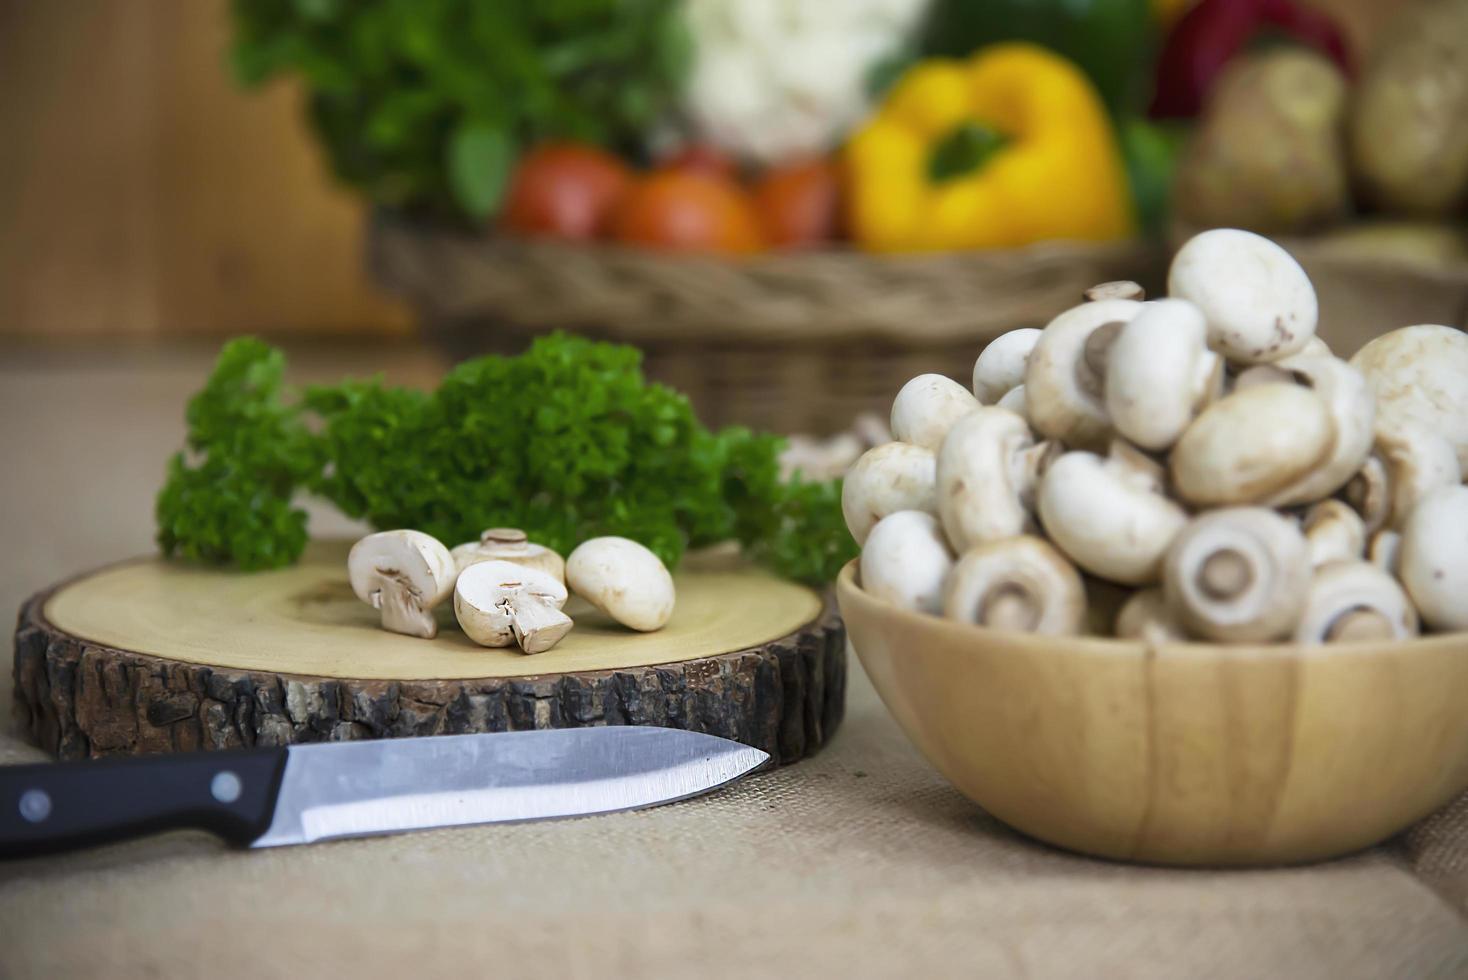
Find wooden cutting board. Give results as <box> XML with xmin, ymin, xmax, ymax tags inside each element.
<box><xmin>13</xmin><ymin>542</ymin><xmax>845</xmax><ymax>765</ymax></box>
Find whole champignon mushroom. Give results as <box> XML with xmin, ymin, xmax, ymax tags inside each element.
<box><xmin>1084</xmin><ymin>280</ymin><xmax>1145</xmax><ymax>302</ymax></box>
<box><xmin>890</xmin><ymin>374</ymin><xmax>979</xmax><ymax>451</ymax></box>
<box><xmin>1351</xmin><ymin>324</ymin><xmax>1468</xmax><ymax>471</ymax></box>
<box><xmin>451</xmin><ymin>527</ymin><xmax>566</xmax><ymax>584</ymax></box>
<box><xmin>1375</xmin><ymin>423</ymin><xmax>1462</xmax><ymax>530</ymax></box>
<box><xmin>1294</xmin><ymin>561</ymin><xmax>1419</xmax><ymax>644</ymax></box>
<box><xmin>859</xmin><ymin>510</ymin><xmax>954</xmax><ymax>615</ymax></box>
<box><xmin>936</xmin><ymin>407</ymin><xmax>1057</xmax><ymax>552</ymax></box>
<box><xmin>1163</xmin><ymin>507</ymin><xmax>1312</xmax><ymax>642</ymax></box>
<box><xmin>942</xmin><ymin>536</ymin><xmax>1085</xmax><ymax>635</ymax></box>
<box><xmin>1399</xmin><ymin>485</ymin><xmax>1468</xmax><ymax>632</ymax></box>
<box><xmin>1167</xmin><ymin>228</ymin><xmax>1318</xmax><ymax>364</ymax></box>
<box><xmin>972</xmin><ymin>328</ymin><xmax>1041</xmax><ymax>404</ymax></box>
<box><xmin>1036</xmin><ymin>441</ymin><xmax>1189</xmax><ymax>586</ymax></box>
<box><xmin>455</xmin><ymin>560</ymin><xmax>572</xmax><ymax>653</ymax></box>
<box><xmin>1256</xmin><ymin>355</ymin><xmax>1376</xmax><ymax>506</ymax></box>
<box><xmin>1115</xmin><ymin>588</ymin><xmax>1188</xmax><ymax>643</ymax></box>
<box><xmin>996</xmin><ymin>385</ymin><xmax>1028</xmax><ymax>419</ymax></box>
<box><xmin>1025</xmin><ymin>297</ymin><xmax>1143</xmax><ymax>451</ymax></box>
<box><xmin>1105</xmin><ymin>298</ymin><xmax>1223</xmax><ymax>451</ymax></box>
<box><xmin>841</xmin><ymin>442</ymin><xmax>938</xmax><ymax>546</ymax></box>
<box><xmin>348</xmin><ymin>530</ymin><xmax>458</xmax><ymax>639</ymax></box>
<box><xmin>1170</xmin><ymin>384</ymin><xmax>1333</xmax><ymax>507</ymax></box>
<box><xmin>566</xmin><ymin>537</ymin><xmax>676</xmax><ymax>632</ymax></box>
<box><xmin>1368</xmin><ymin>529</ymin><xmax>1402</xmax><ymax>576</ymax></box>
<box><xmin>1302</xmin><ymin>499</ymin><xmax>1366</xmax><ymax>567</ymax></box>
<box><xmin>1343</xmin><ymin>455</ymin><xmax>1391</xmax><ymax>535</ymax></box>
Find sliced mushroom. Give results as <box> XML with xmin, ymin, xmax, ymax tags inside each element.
<box><xmin>451</xmin><ymin>527</ymin><xmax>566</xmax><ymax>583</ymax></box>
<box><xmin>1163</xmin><ymin>507</ymin><xmax>1312</xmax><ymax>642</ymax></box>
<box><xmin>348</xmin><ymin>530</ymin><xmax>458</xmax><ymax>639</ymax></box>
<box><xmin>1302</xmin><ymin>500</ymin><xmax>1366</xmax><ymax>567</ymax></box>
<box><xmin>859</xmin><ymin>510</ymin><xmax>955</xmax><ymax>615</ymax></box>
<box><xmin>1025</xmin><ymin>297</ymin><xmax>1143</xmax><ymax>451</ymax></box>
<box><xmin>566</xmin><ymin>537</ymin><xmax>676</xmax><ymax>632</ymax></box>
<box><xmin>972</xmin><ymin>328</ymin><xmax>1041</xmax><ymax>404</ymax></box>
<box><xmin>1170</xmin><ymin>384</ymin><xmax>1333</xmax><ymax>507</ymax></box>
<box><xmin>1264</xmin><ymin>355</ymin><xmax>1376</xmax><ymax>506</ymax></box>
<box><xmin>936</xmin><ymin>407</ymin><xmax>1056</xmax><ymax>552</ymax></box>
<box><xmin>1294</xmin><ymin>561</ymin><xmax>1419</xmax><ymax>644</ymax></box>
<box><xmin>1167</xmin><ymin>227</ymin><xmax>1318</xmax><ymax>364</ymax></box>
<box><xmin>1351</xmin><ymin>324</ymin><xmax>1468</xmax><ymax>471</ymax></box>
<box><xmin>1115</xmin><ymin>588</ymin><xmax>1188</xmax><ymax>643</ymax></box>
<box><xmin>454</xmin><ymin>560</ymin><xmax>572</xmax><ymax>653</ymax></box>
<box><xmin>1399</xmin><ymin>485</ymin><xmax>1468</xmax><ymax>632</ymax></box>
<box><xmin>1105</xmin><ymin>298</ymin><xmax>1223</xmax><ymax>451</ymax></box>
<box><xmin>1036</xmin><ymin>441</ymin><xmax>1189</xmax><ymax>586</ymax></box>
<box><xmin>841</xmin><ymin>442</ymin><xmax>938</xmax><ymax>545</ymax></box>
<box><xmin>942</xmin><ymin>536</ymin><xmax>1086</xmax><ymax>635</ymax></box>
<box><xmin>890</xmin><ymin>374</ymin><xmax>980</xmax><ymax>451</ymax></box>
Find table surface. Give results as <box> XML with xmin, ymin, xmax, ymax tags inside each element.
<box><xmin>2</xmin><ymin>343</ymin><xmax>1467</xmax><ymax>980</ymax></box>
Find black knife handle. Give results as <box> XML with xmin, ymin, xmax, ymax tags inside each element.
<box><xmin>0</xmin><ymin>747</ymin><xmax>288</xmax><ymax>859</ymax></box>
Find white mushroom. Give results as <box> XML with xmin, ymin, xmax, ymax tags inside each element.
<box><xmin>1294</xmin><ymin>561</ymin><xmax>1419</xmax><ymax>644</ymax></box>
<box><xmin>347</xmin><ymin>530</ymin><xmax>458</xmax><ymax>639</ymax></box>
<box><xmin>1163</xmin><ymin>507</ymin><xmax>1312</xmax><ymax>642</ymax></box>
<box><xmin>1376</xmin><ymin>424</ymin><xmax>1462</xmax><ymax>529</ymax></box>
<box><xmin>890</xmin><ymin>374</ymin><xmax>980</xmax><ymax>451</ymax></box>
<box><xmin>936</xmin><ymin>407</ymin><xmax>1056</xmax><ymax>552</ymax></box>
<box><xmin>565</xmin><ymin>537</ymin><xmax>676</xmax><ymax>632</ymax></box>
<box><xmin>454</xmin><ymin>560</ymin><xmax>572</xmax><ymax>653</ymax></box>
<box><xmin>841</xmin><ymin>442</ymin><xmax>938</xmax><ymax>546</ymax></box>
<box><xmin>1368</xmin><ymin>529</ymin><xmax>1402</xmax><ymax>576</ymax></box>
<box><xmin>1302</xmin><ymin>499</ymin><xmax>1366</xmax><ymax>567</ymax></box>
<box><xmin>1105</xmin><ymin>298</ymin><xmax>1223</xmax><ymax>451</ymax></box>
<box><xmin>1342</xmin><ymin>455</ymin><xmax>1391</xmax><ymax>535</ymax></box>
<box><xmin>451</xmin><ymin>528</ymin><xmax>566</xmax><ymax>584</ymax></box>
<box><xmin>1036</xmin><ymin>441</ymin><xmax>1189</xmax><ymax>585</ymax></box>
<box><xmin>1263</xmin><ymin>355</ymin><xmax>1376</xmax><ymax>506</ymax></box>
<box><xmin>1170</xmin><ymin>383</ymin><xmax>1333</xmax><ymax>507</ymax></box>
<box><xmin>1114</xmin><ymin>588</ymin><xmax>1188</xmax><ymax>643</ymax></box>
<box><xmin>996</xmin><ymin>385</ymin><xmax>1028</xmax><ymax>419</ymax></box>
<box><xmin>1025</xmin><ymin>298</ymin><xmax>1143</xmax><ymax>451</ymax></box>
<box><xmin>859</xmin><ymin>510</ymin><xmax>954</xmax><ymax>615</ymax></box>
<box><xmin>1399</xmin><ymin>485</ymin><xmax>1468</xmax><ymax>632</ymax></box>
<box><xmin>972</xmin><ymin>328</ymin><xmax>1041</xmax><ymax>404</ymax></box>
<box><xmin>1350</xmin><ymin>324</ymin><xmax>1468</xmax><ymax>471</ymax></box>
<box><xmin>1167</xmin><ymin>227</ymin><xmax>1318</xmax><ymax>364</ymax></box>
<box><xmin>1084</xmin><ymin>280</ymin><xmax>1145</xmax><ymax>302</ymax></box>
<box><xmin>942</xmin><ymin>536</ymin><xmax>1085</xmax><ymax>635</ymax></box>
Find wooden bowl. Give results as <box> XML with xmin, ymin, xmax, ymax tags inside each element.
<box><xmin>836</xmin><ymin>560</ymin><xmax>1468</xmax><ymax>866</ymax></box>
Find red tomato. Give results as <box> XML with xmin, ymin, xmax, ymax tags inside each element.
<box><xmin>659</xmin><ymin>143</ymin><xmax>738</xmax><ymax>179</ymax></box>
<box><xmin>501</xmin><ymin>143</ymin><xmax>633</xmax><ymax>241</ymax></box>
<box><xmin>752</xmin><ymin>158</ymin><xmax>842</xmax><ymax>249</ymax></box>
<box><xmin>613</xmin><ymin>171</ymin><xmax>765</xmax><ymax>255</ymax></box>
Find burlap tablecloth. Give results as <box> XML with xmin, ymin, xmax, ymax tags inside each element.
<box><xmin>3</xmin><ymin>347</ymin><xmax>1467</xmax><ymax>979</ymax></box>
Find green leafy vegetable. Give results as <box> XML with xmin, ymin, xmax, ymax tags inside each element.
<box><xmin>156</xmin><ymin>335</ymin><xmax>857</xmax><ymax>584</ymax></box>
<box><xmin>231</xmin><ymin>0</ymin><xmax>688</xmax><ymax>220</ymax></box>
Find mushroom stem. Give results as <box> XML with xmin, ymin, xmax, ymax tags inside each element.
<box><xmin>509</xmin><ymin>596</ymin><xmax>575</xmax><ymax>654</ymax></box>
<box><xmin>1199</xmin><ymin>549</ymin><xmax>1252</xmax><ymax>599</ymax></box>
<box><xmin>371</xmin><ymin>572</ymin><xmax>436</xmax><ymax>639</ymax></box>
<box><xmin>980</xmin><ymin>584</ymin><xmax>1042</xmax><ymax>632</ymax></box>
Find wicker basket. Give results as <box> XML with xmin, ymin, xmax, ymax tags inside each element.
<box><xmin>369</xmin><ymin>213</ymin><xmax>1163</xmax><ymax>434</ymax></box>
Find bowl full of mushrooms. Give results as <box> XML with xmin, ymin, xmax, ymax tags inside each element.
<box><xmin>837</xmin><ymin>228</ymin><xmax>1468</xmax><ymax>867</ymax></box>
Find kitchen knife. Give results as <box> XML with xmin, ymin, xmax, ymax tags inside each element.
<box><xmin>0</xmin><ymin>727</ymin><xmax>768</xmax><ymax>859</ymax></box>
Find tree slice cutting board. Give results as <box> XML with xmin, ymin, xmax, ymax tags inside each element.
<box><xmin>13</xmin><ymin>542</ymin><xmax>845</xmax><ymax>765</ymax></box>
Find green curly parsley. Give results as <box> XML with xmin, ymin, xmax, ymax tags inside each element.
<box><xmin>156</xmin><ymin>335</ymin><xmax>856</xmax><ymax>584</ymax></box>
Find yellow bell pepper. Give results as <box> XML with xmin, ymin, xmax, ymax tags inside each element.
<box><xmin>847</xmin><ymin>43</ymin><xmax>1134</xmax><ymax>252</ymax></box>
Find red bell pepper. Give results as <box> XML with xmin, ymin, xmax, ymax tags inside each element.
<box><xmin>1150</xmin><ymin>0</ymin><xmax>1352</xmax><ymax>118</ymax></box>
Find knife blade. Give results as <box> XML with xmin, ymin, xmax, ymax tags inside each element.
<box><xmin>0</xmin><ymin>727</ymin><xmax>768</xmax><ymax>859</ymax></box>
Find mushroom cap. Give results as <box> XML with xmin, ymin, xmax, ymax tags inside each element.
<box><xmin>841</xmin><ymin>441</ymin><xmax>938</xmax><ymax>546</ymax></box>
<box><xmin>1036</xmin><ymin>448</ymin><xmax>1189</xmax><ymax>586</ymax></box>
<box><xmin>996</xmin><ymin>385</ymin><xmax>1028</xmax><ymax>420</ymax></box>
<box><xmin>1115</xmin><ymin>588</ymin><xmax>1187</xmax><ymax>642</ymax></box>
<box><xmin>1368</xmin><ymin>528</ymin><xmax>1402</xmax><ymax>576</ymax></box>
<box><xmin>936</xmin><ymin>407</ymin><xmax>1039</xmax><ymax>552</ymax></box>
<box><xmin>890</xmin><ymin>374</ymin><xmax>980</xmax><ymax>451</ymax></box>
<box><xmin>1170</xmin><ymin>383</ymin><xmax>1333</xmax><ymax>506</ymax></box>
<box><xmin>1351</xmin><ymin>325</ymin><xmax>1468</xmax><ymax>472</ymax></box>
<box><xmin>1167</xmin><ymin>228</ymin><xmax>1318</xmax><ymax>364</ymax></box>
<box><xmin>1105</xmin><ymin>298</ymin><xmax>1222</xmax><ymax>451</ymax></box>
<box><xmin>1294</xmin><ymin>561</ymin><xmax>1419</xmax><ymax>644</ymax></box>
<box><xmin>565</xmin><ymin>537</ymin><xmax>675</xmax><ymax>632</ymax></box>
<box><xmin>1084</xmin><ymin>280</ymin><xmax>1145</xmax><ymax>302</ymax></box>
<box><xmin>1302</xmin><ymin>499</ymin><xmax>1366</xmax><ymax>568</ymax></box>
<box><xmin>451</xmin><ymin>529</ymin><xmax>566</xmax><ymax>583</ymax></box>
<box><xmin>1399</xmin><ymin>485</ymin><xmax>1468</xmax><ymax>632</ymax></box>
<box><xmin>348</xmin><ymin>530</ymin><xmax>457</xmax><ymax>610</ymax></box>
<box><xmin>942</xmin><ymin>536</ymin><xmax>1086</xmax><ymax>636</ymax></box>
<box><xmin>859</xmin><ymin>510</ymin><xmax>954</xmax><ymax>615</ymax></box>
<box><xmin>1025</xmin><ymin>297</ymin><xmax>1143</xmax><ymax>450</ymax></box>
<box><xmin>453</xmin><ymin>559</ymin><xmax>569</xmax><ymax>648</ymax></box>
<box><xmin>1376</xmin><ymin>422</ymin><xmax>1463</xmax><ymax>529</ymax></box>
<box><xmin>1163</xmin><ymin>507</ymin><xmax>1311</xmax><ymax>642</ymax></box>
<box><xmin>972</xmin><ymin>328</ymin><xmax>1042</xmax><ymax>404</ymax></box>
<box><xmin>1263</xmin><ymin>355</ymin><xmax>1376</xmax><ymax>507</ymax></box>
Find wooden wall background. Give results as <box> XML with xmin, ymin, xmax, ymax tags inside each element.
<box><xmin>0</xmin><ymin>0</ymin><xmax>1388</xmax><ymax>340</ymax></box>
